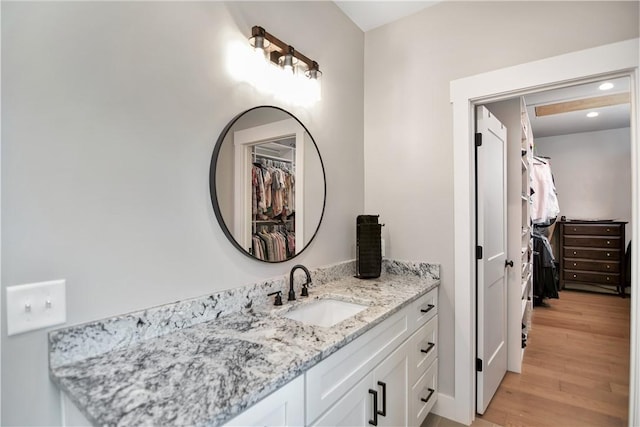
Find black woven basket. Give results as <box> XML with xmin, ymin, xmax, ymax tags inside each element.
<box><xmin>356</xmin><ymin>215</ymin><xmax>382</xmax><ymax>278</ymax></box>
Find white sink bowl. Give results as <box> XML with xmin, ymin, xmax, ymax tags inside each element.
<box><xmin>282</xmin><ymin>299</ymin><xmax>367</xmax><ymax>327</ymax></box>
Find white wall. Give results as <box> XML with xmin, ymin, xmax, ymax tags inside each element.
<box><xmin>535</xmin><ymin>128</ymin><xmax>632</xmax><ymax>244</ymax></box>
<box><xmin>363</xmin><ymin>1</ymin><xmax>639</xmax><ymax>400</ymax></box>
<box><xmin>1</xmin><ymin>2</ymin><xmax>363</xmax><ymax>425</ymax></box>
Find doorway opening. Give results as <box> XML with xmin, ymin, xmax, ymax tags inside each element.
<box><xmin>476</xmin><ymin>76</ymin><xmax>633</xmax><ymax>425</ymax></box>
<box><xmin>447</xmin><ymin>39</ymin><xmax>638</xmax><ymax>426</ymax></box>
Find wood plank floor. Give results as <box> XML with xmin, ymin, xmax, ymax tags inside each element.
<box><xmin>478</xmin><ymin>290</ymin><xmax>631</xmax><ymax>427</ymax></box>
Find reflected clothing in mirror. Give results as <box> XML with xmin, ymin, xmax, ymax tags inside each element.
<box><xmin>209</xmin><ymin>106</ymin><xmax>326</xmax><ymax>263</ymax></box>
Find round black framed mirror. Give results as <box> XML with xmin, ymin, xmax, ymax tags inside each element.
<box><xmin>209</xmin><ymin>106</ymin><xmax>326</xmax><ymax>263</ymax></box>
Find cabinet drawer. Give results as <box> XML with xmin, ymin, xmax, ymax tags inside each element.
<box><xmin>409</xmin><ymin>360</ymin><xmax>438</xmax><ymax>427</ymax></box>
<box><xmin>564</xmin><ymin>248</ymin><xmax>621</xmax><ymax>261</ymax></box>
<box><xmin>409</xmin><ymin>316</ymin><xmax>437</xmax><ymax>384</ymax></box>
<box><xmin>563</xmin><ymin>224</ymin><xmax>622</xmax><ymax>236</ymax></box>
<box><xmin>305</xmin><ymin>307</ymin><xmax>410</xmax><ymax>424</ymax></box>
<box><xmin>564</xmin><ymin>236</ymin><xmax>621</xmax><ymax>249</ymax></box>
<box><xmin>414</xmin><ymin>287</ymin><xmax>438</xmax><ymax>328</ymax></box>
<box><xmin>563</xmin><ymin>259</ymin><xmax>620</xmax><ymax>273</ymax></box>
<box><xmin>563</xmin><ymin>270</ymin><xmax>620</xmax><ymax>285</ymax></box>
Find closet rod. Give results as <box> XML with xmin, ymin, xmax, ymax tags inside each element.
<box><xmin>253</xmin><ymin>152</ymin><xmax>293</xmax><ymax>163</ymax></box>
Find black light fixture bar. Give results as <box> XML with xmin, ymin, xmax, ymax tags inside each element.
<box><xmin>250</xmin><ymin>26</ymin><xmax>321</xmax><ymax>78</ymax></box>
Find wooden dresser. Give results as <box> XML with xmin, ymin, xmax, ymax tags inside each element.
<box><xmin>558</xmin><ymin>220</ymin><xmax>627</xmax><ymax>296</ymax></box>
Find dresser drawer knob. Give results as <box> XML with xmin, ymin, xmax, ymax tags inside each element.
<box><xmin>606</xmin><ymin>265</ymin><xmax>610</xmax><ymax>269</ymax></box>
<box><xmin>573</xmin><ymin>263</ymin><xmax>577</xmax><ymax>267</ymax></box>
<box><xmin>573</xmin><ymin>251</ymin><xmax>577</xmax><ymax>255</ymax></box>
<box><xmin>606</xmin><ymin>228</ymin><xmax>611</xmax><ymax>232</ymax></box>
<box><xmin>573</xmin><ymin>228</ymin><xmax>577</xmax><ymax>232</ymax></box>
<box><xmin>607</xmin><ymin>277</ymin><xmax>610</xmax><ymax>281</ymax></box>
<box><xmin>607</xmin><ymin>253</ymin><xmax>611</xmax><ymax>257</ymax></box>
<box><xmin>573</xmin><ymin>274</ymin><xmax>577</xmax><ymax>278</ymax></box>
<box><xmin>606</xmin><ymin>241</ymin><xmax>611</xmax><ymax>245</ymax></box>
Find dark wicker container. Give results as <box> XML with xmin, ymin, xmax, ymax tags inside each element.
<box><xmin>356</xmin><ymin>215</ymin><xmax>382</xmax><ymax>278</ymax></box>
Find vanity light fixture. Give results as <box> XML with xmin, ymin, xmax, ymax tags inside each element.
<box><xmin>249</xmin><ymin>26</ymin><xmax>322</xmax><ymax>80</ymax></box>
<box><xmin>586</xmin><ymin>111</ymin><xmax>599</xmax><ymax>118</ymax></box>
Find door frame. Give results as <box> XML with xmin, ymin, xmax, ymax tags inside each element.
<box><xmin>448</xmin><ymin>38</ymin><xmax>639</xmax><ymax>426</ymax></box>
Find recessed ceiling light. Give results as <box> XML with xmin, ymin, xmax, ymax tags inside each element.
<box><xmin>586</xmin><ymin>111</ymin><xmax>599</xmax><ymax>118</ymax></box>
<box><xmin>599</xmin><ymin>82</ymin><xmax>614</xmax><ymax>91</ymax></box>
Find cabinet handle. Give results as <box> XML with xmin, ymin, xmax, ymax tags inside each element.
<box><xmin>573</xmin><ymin>251</ymin><xmax>577</xmax><ymax>255</ymax></box>
<box><xmin>421</xmin><ymin>342</ymin><xmax>436</xmax><ymax>355</ymax></box>
<box><xmin>607</xmin><ymin>253</ymin><xmax>611</xmax><ymax>257</ymax></box>
<box><xmin>573</xmin><ymin>263</ymin><xmax>577</xmax><ymax>267</ymax></box>
<box><xmin>377</xmin><ymin>381</ymin><xmax>387</xmax><ymax>417</ymax></box>
<box><xmin>606</xmin><ymin>265</ymin><xmax>611</xmax><ymax>269</ymax></box>
<box><xmin>421</xmin><ymin>388</ymin><xmax>436</xmax><ymax>403</ymax></box>
<box><xmin>573</xmin><ymin>228</ymin><xmax>577</xmax><ymax>232</ymax></box>
<box><xmin>606</xmin><ymin>228</ymin><xmax>611</xmax><ymax>232</ymax></box>
<box><xmin>368</xmin><ymin>389</ymin><xmax>378</xmax><ymax>426</ymax></box>
<box><xmin>420</xmin><ymin>304</ymin><xmax>435</xmax><ymax>314</ymax></box>
<box><xmin>573</xmin><ymin>274</ymin><xmax>577</xmax><ymax>278</ymax></box>
<box><xmin>607</xmin><ymin>277</ymin><xmax>610</xmax><ymax>281</ymax></box>
<box><xmin>607</xmin><ymin>241</ymin><xmax>611</xmax><ymax>245</ymax></box>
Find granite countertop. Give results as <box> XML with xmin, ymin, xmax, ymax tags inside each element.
<box><xmin>49</xmin><ymin>260</ymin><xmax>439</xmax><ymax>426</ymax></box>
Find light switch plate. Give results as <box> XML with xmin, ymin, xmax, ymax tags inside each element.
<box><xmin>6</xmin><ymin>280</ymin><xmax>66</xmax><ymax>336</ymax></box>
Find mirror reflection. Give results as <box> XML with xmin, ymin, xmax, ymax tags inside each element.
<box><xmin>210</xmin><ymin>106</ymin><xmax>326</xmax><ymax>262</ymax></box>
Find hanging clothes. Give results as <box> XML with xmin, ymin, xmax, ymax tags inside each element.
<box><xmin>531</xmin><ymin>158</ymin><xmax>560</xmax><ymax>225</ymax></box>
<box><xmin>532</xmin><ymin>229</ymin><xmax>559</xmax><ymax>303</ymax></box>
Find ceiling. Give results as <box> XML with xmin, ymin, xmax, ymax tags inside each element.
<box><xmin>524</xmin><ymin>77</ymin><xmax>631</xmax><ymax>138</ymax></box>
<box><xmin>334</xmin><ymin>1</ymin><xmax>438</xmax><ymax>32</ymax></box>
<box><xmin>333</xmin><ymin>2</ymin><xmax>631</xmax><ymax>139</ymax></box>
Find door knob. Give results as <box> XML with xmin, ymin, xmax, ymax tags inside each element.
<box><xmin>505</xmin><ymin>260</ymin><xmax>514</xmax><ymax>268</ymax></box>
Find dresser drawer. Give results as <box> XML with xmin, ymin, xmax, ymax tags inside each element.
<box><xmin>564</xmin><ymin>236</ymin><xmax>621</xmax><ymax>249</ymax></box>
<box><xmin>563</xmin><ymin>259</ymin><xmax>620</xmax><ymax>273</ymax></box>
<box><xmin>564</xmin><ymin>247</ymin><xmax>621</xmax><ymax>260</ymax></box>
<box><xmin>563</xmin><ymin>270</ymin><xmax>620</xmax><ymax>285</ymax></box>
<box><xmin>563</xmin><ymin>224</ymin><xmax>622</xmax><ymax>236</ymax></box>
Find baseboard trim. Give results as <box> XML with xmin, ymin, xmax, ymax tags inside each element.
<box><xmin>432</xmin><ymin>393</ymin><xmax>470</xmax><ymax>425</ymax></box>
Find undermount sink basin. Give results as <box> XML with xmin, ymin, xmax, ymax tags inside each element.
<box><xmin>282</xmin><ymin>299</ymin><xmax>368</xmax><ymax>327</ymax></box>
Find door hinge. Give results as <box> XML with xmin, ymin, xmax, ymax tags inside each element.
<box><xmin>475</xmin><ymin>133</ymin><xmax>482</xmax><ymax>147</ymax></box>
<box><xmin>476</xmin><ymin>358</ymin><xmax>483</xmax><ymax>372</ymax></box>
<box><xmin>476</xmin><ymin>245</ymin><xmax>483</xmax><ymax>260</ymax></box>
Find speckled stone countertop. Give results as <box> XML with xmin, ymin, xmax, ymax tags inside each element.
<box><xmin>49</xmin><ymin>259</ymin><xmax>439</xmax><ymax>426</ymax></box>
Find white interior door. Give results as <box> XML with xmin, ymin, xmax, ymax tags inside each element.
<box><xmin>476</xmin><ymin>105</ymin><xmax>508</xmax><ymax>414</ymax></box>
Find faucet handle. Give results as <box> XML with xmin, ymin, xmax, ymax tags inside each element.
<box><xmin>267</xmin><ymin>291</ymin><xmax>283</xmax><ymax>306</ymax></box>
<box><xmin>301</xmin><ymin>283</ymin><xmax>309</xmax><ymax>297</ymax></box>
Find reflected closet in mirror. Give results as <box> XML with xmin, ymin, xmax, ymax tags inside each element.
<box><xmin>210</xmin><ymin>106</ymin><xmax>326</xmax><ymax>262</ymax></box>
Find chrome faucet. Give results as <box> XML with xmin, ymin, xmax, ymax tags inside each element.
<box><xmin>289</xmin><ymin>264</ymin><xmax>311</xmax><ymax>301</ymax></box>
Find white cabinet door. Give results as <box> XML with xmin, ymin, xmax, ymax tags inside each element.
<box><xmin>224</xmin><ymin>375</ymin><xmax>304</xmax><ymax>427</ymax></box>
<box><xmin>310</xmin><ymin>373</ymin><xmax>375</xmax><ymax>427</ymax></box>
<box><xmin>373</xmin><ymin>340</ymin><xmax>410</xmax><ymax>427</ymax></box>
